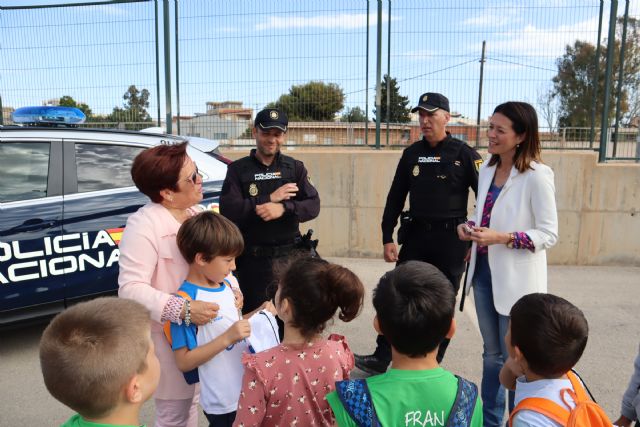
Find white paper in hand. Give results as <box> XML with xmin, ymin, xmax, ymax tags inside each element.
<box><xmin>247</xmin><ymin>310</ymin><xmax>280</xmax><ymax>353</ymax></box>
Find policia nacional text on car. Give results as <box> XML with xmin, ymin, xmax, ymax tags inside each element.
<box><xmin>355</xmin><ymin>92</ymin><xmax>483</xmax><ymax>375</ymax></box>
<box><xmin>220</xmin><ymin>108</ymin><xmax>320</xmax><ymax>317</ymax></box>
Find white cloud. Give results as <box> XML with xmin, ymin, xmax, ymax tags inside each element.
<box><xmin>463</xmin><ymin>7</ymin><xmax>520</xmax><ymax>27</ymax></box>
<box><xmin>488</xmin><ymin>16</ymin><xmax>600</xmax><ymax>58</ymax></box>
<box><xmin>256</xmin><ymin>12</ymin><xmax>397</xmax><ymax>31</ymax></box>
<box><xmin>92</xmin><ymin>4</ymin><xmax>127</xmax><ymax>17</ymax></box>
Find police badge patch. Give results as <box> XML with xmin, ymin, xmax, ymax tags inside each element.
<box><xmin>412</xmin><ymin>165</ymin><xmax>420</xmax><ymax>176</ymax></box>
<box><xmin>474</xmin><ymin>159</ymin><xmax>483</xmax><ymax>172</ymax></box>
<box><xmin>249</xmin><ymin>183</ymin><xmax>258</xmax><ymax>196</ymax></box>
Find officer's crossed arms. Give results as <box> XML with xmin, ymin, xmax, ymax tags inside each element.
<box><xmin>255</xmin><ymin>182</ymin><xmax>299</xmax><ymax>221</ymax></box>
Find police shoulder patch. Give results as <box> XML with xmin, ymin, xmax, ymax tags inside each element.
<box><xmin>474</xmin><ymin>158</ymin><xmax>483</xmax><ymax>172</ymax></box>
<box><xmin>307</xmin><ymin>175</ymin><xmax>314</xmax><ymax>186</ymax></box>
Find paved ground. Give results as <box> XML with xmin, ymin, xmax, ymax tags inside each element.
<box><xmin>1</xmin><ymin>258</ymin><xmax>638</xmax><ymax>426</ymax></box>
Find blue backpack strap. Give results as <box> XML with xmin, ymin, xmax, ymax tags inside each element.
<box><xmin>335</xmin><ymin>379</ymin><xmax>381</xmax><ymax>427</ymax></box>
<box><xmin>446</xmin><ymin>375</ymin><xmax>478</xmax><ymax>427</ymax></box>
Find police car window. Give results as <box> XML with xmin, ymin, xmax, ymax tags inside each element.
<box><xmin>0</xmin><ymin>142</ymin><xmax>50</xmax><ymax>203</ymax></box>
<box><xmin>75</xmin><ymin>143</ymin><xmax>143</xmax><ymax>192</ymax></box>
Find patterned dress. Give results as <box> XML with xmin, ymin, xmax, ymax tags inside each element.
<box><xmin>233</xmin><ymin>334</ymin><xmax>354</xmax><ymax>427</ymax></box>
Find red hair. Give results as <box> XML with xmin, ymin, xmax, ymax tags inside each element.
<box><xmin>131</xmin><ymin>142</ymin><xmax>188</xmax><ymax>203</ymax></box>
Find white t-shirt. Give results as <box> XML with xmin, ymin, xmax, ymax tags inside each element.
<box><xmin>172</xmin><ymin>281</ymin><xmax>247</xmax><ymax>415</ymax></box>
<box><xmin>512</xmin><ymin>375</ymin><xmax>576</xmax><ymax>427</ymax></box>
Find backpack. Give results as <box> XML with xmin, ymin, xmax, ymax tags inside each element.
<box><xmin>508</xmin><ymin>370</ymin><xmax>613</xmax><ymax>427</ymax></box>
<box><xmin>334</xmin><ymin>375</ymin><xmax>478</xmax><ymax>427</ymax></box>
<box><xmin>163</xmin><ymin>290</ymin><xmax>199</xmax><ymax>384</ymax></box>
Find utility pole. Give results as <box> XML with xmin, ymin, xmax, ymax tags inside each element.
<box><xmin>476</xmin><ymin>41</ymin><xmax>486</xmax><ymax>148</ymax></box>
<box><xmin>385</xmin><ymin>0</ymin><xmax>391</xmax><ymax>146</ymax></box>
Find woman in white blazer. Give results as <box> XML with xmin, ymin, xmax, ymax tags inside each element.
<box><xmin>456</xmin><ymin>102</ymin><xmax>558</xmax><ymax>427</ymax></box>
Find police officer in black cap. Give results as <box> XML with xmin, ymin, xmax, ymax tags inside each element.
<box><xmin>220</xmin><ymin>107</ymin><xmax>320</xmax><ymax>318</ymax></box>
<box><xmin>355</xmin><ymin>92</ymin><xmax>482</xmax><ymax>374</ymax></box>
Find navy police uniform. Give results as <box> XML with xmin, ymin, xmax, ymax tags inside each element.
<box><xmin>220</xmin><ymin>113</ymin><xmax>320</xmax><ymax>315</ymax></box>
<box><xmin>381</xmin><ymin>132</ymin><xmax>481</xmax><ymax>286</ymax></box>
<box><xmin>358</xmin><ymin>93</ymin><xmax>482</xmax><ymax>372</ymax></box>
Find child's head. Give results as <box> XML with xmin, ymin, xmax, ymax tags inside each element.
<box><xmin>373</xmin><ymin>261</ymin><xmax>455</xmax><ymax>357</ymax></box>
<box><xmin>40</xmin><ymin>297</ymin><xmax>159</xmax><ymax>419</ymax></box>
<box><xmin>509</xmin><ymin>293</ymin><xmax>589</xmax><ymax>377</ymax></box>
<box><xmin>177</xmin><ymin>210</ymin><xmax>244</xmax><ymax>283</ymax></box>
<box><xmin>275</xmin><ymin>256</ymin><xmax>364</xmax><ymax>339</ymax></box>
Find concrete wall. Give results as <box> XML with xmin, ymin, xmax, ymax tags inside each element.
<box><xmin>221</xmin><ymin>148</ymin><xmax>640</xmax><ymax>266</ymax></box>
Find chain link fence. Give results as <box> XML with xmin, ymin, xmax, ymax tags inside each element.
<box><xmin>1</xmin><ymin>0</ymin><xmax>638</xmax><ymax>160</ymax></box>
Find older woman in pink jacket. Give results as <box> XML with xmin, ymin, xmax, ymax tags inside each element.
<box><xmin>118</xmin><ymin>142</ymin><xmax>221</xmax><ymax>427</ymax></box>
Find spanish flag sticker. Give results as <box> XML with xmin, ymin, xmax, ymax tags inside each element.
<box><xmin>106</xmin><ymin>228</ymin><xmax>124</xmax><ymax>245</ymax></box>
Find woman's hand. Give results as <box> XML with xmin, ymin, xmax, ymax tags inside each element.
<box><xmin>468</xmin><ymin>226</ymin><xmax>510</xmax><ymax>247</ymax></box>
<box><xmin>457</xmin><ymin>223</ymin><xmax>473</xmax><ymax>241</ymax></box>
<box><xmin>233</xmin><ymin>288</ymin><xmax>244</xmax><ymax>311</ymax></box>
<box><xmin>187</xmin><ymin>300</ymin><xmax>220</xmax><ymax>326</ymax></box>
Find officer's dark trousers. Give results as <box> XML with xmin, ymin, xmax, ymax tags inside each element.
<box><xmin>374</xmin><ymin>226</ymin><xmax>468</xmax><ymax>364</ymax></box>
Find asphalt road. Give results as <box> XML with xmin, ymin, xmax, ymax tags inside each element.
<box><xmin>1</xmin><ymin>258</ymin><xmax>638</xmax><ymax>426</ymax></box>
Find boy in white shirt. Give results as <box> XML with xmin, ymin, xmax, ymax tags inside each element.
<box><xmin>500</xmin><ymin>293</ymin><xmax>610</xmax><ymax>426</ymax></box>
<box><xmin>170</xmin><ymin>211</ymin><xmax>275</xmax><ymax>427</ymax></box>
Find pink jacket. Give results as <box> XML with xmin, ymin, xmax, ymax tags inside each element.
<box><xmin>118</xmin><ymin>202</ymin><xmax>200</xmax><ymax>400</ymax></box>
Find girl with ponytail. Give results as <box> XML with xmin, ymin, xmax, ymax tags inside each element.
<box><xmin>233</xmin><ymin>256</ymin><xmax>364</xmax><ymax>427</ymax></box>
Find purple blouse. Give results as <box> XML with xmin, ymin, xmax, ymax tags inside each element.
<box><xmin>472</xmin><ymin>182</ymin><xmax>534</xmax><ymax>255</ymax></box>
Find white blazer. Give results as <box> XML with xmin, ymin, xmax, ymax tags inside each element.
<box><xmin>464</xmin><ymin>160</ymin><xmax>558</xmax><ymax>315</ymax></box>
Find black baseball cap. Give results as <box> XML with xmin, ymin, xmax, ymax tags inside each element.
<box><xmin>254</xmin><ymin>108</ymin><xmax>288</xmax><ymax>132</ymax></box>
<box><xmin>410</xmin><ymin>92</ymin><xmax>450</xmax><ymax>113</ymax></box>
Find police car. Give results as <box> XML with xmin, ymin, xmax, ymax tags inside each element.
<box><xmin>0</xmin><ymin>107</ymin><xmax>229</xmax><ymax>325</ymax></box>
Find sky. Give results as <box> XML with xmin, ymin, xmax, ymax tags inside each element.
<box><xmin>1</xmin><ymin>0</ymin><xmax>638</xmax><ymax>124</ymax></box>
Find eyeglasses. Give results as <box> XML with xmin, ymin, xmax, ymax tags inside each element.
<box><xmin>184</xmin><ymin>164</ymin><xmax>201</xmax><ymax>185</ymax></box>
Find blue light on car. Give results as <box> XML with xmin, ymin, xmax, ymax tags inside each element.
<box><xmin>12</xmin><ymin>106</ymin><xmax>86</xmax><ymax>126</ymax></box>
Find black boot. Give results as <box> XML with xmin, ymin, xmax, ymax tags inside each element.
<box><xmin>354</xmin><ymin>354</ymin><xmax>389</xmax><ymax>375</ymax></box>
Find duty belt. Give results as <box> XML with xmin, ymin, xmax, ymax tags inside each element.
<box><xmin>245</xmin><ymin>239</ymin><xmax>301</xmax><ymax>258</ymax></box>
<box><xmin>412</xmin><ymin>217</ymin><xmax>466</xmax><ymax>231</ymax></box>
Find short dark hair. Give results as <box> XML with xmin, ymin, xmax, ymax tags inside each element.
<box><xmin>510</xmin><ymin>293</ymin><xmax>589</xmax><ymax>377</ymax></box>
<box><xmin>177</xmin><ymin>211</ymin><xmax>244</xmax><ymax>263</ymax></box>
<box><xmin>131</xmin><ymin>141</ymin><xmax>188</xmax><ymax>203</ymax></box>
<box><xmin>276</xmin><ymin>256</ymin><xmax>364</xmax><ymax>339</ymax></box>
<box><xmin>488</xmin><ymin>101</ymin><xmax>542</xmax><ymax>173</ymax></box>
<box><xmin>373</xmin><ymin>261</ymin><xmax>454</xmax><ymax>357</ymax></box>
<box><xmin>40</xmin><ymin>297</ymin><xmax>151</xmax><ymax>418</ymax></box>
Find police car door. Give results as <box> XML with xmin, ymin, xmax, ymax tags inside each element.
<box><xmin>0</xmin><ymin>136</ymin><xmax>65</xmax><ymax>323</ymax></box>
<box><xmin>61</xmin><ymin>138</ymin><xmax>147</xmax><ymax>304</ymax></box>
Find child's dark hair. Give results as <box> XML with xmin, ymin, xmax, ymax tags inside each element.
<box><xmin>177</xmin><ymin>211</ymin><xmax>244</xmax><ymax>263</ymax></box>
<box><xmin>373</xmin><ymin>261</ymin><xmax>454</xmax><ymax>357</ymax></box>
<box><xmin>276</xmin><ymin>256</ymin><xmax>364</xmax><ymax>339</ymax></box>
<box><xmin>510</xmin><ymin>293</ymin><xmax>588</xmax><ymax>377</ymax></box>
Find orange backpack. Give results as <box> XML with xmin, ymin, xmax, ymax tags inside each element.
<box><xmin>508</xmin><ymin>371</ymin><xmax>612</xmax><ymax>427</ymax></box>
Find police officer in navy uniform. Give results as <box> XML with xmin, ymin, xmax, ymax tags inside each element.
<box><xmin>355</xmin><ymin>92</ymin><xmax>482</xmax><ymax>374</ymax></box>
<box><xmin>220</xmin><ymin>108</ymin><xmax>320</xmax><ymax>317</ymax></box>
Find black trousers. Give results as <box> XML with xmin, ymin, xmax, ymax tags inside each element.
<box><xmin>204</xmin><ymin>410</ymin><xmax>236</xmax><ymax>427</ymax></box>
<box><xmin>373</xmin><ymin>225</ymin><xmax>468</xmax><ymax>364</ymax></box>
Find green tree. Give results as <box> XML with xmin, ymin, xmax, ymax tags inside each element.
<box><xmin>551</xmin><ymin>17</ymin><xmax>640</xmax><ymax>128</ymax></box>
<box><xmin>59</xmin><ymin>95</ymin><xmax>92</xmax><ymax>119</ymax></box>
<box><xmin>109</xmin><ymin>85</ymin><xmax>152</xmax><ymax>122</ymax></box>
<box><xmin>374</xmin><ymin>74</ymin><xmax>411</xmax><ymax>123</ymax></box>
<box><xmin>340</xmin><ymin>106</ymin><xmax>368</xmax><ymax>122</ymax></box>
<box><xmin>270</xmin><ymin>81</ymin><xmax>345</xmax><ymax>121</ymax></box>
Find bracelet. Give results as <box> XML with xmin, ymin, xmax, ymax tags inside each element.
<box><xmin>184</xmin><ymin>299</ymin><xmax>191</xmax><ymax>327</ymax></box>
<box><xmin>506</xmin><ymin>233</ymin><xmax>515</xmax><ymax>249</ymax></box>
